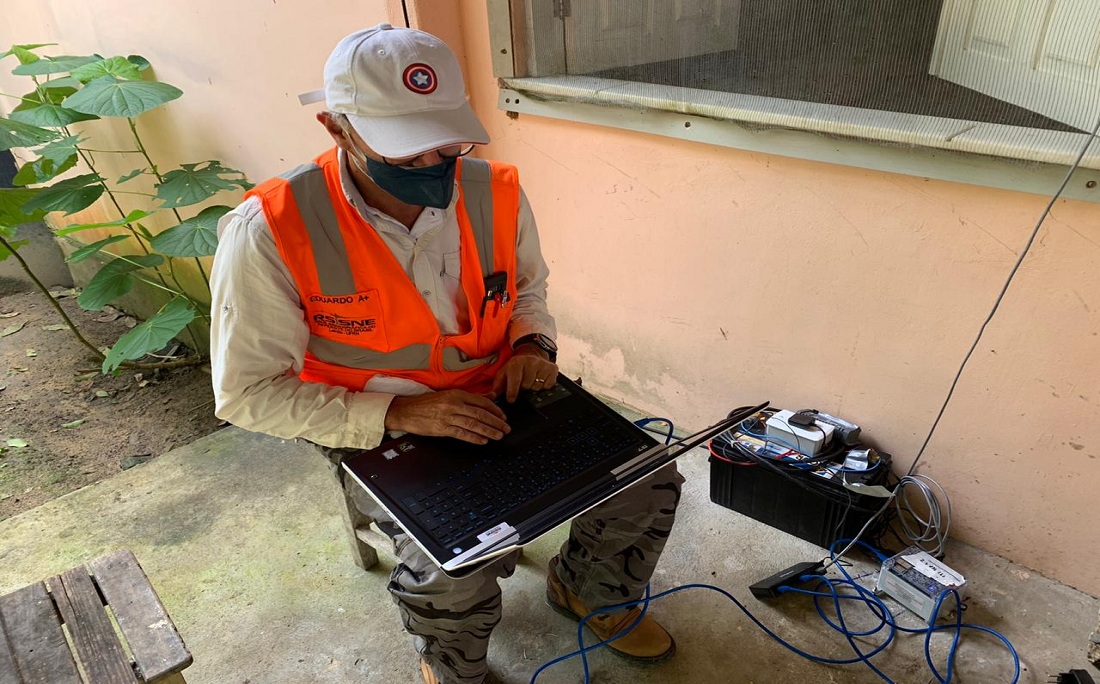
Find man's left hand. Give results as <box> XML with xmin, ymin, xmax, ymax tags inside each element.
<box><xmin>493</xmin><ymin>347</ymin><xmax>558</xmax><ymax>403</ymax></box>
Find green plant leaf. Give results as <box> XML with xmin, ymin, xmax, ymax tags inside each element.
<box><xmin>61</xmin><ymin>418</ymin><xmax>85</xmax><ymax>428</ymax></box>
<box><xmin>11</xmin><ymin>47</ymin><xmax>42</xmax><ymax>65</ymax></box>
<box><xmin>11</xmin><ymin>152</ymin><xmax>78</xmax><ymax>186</ymax></box>
<box><xmin>57</xmin><ymin>209</ymin><xmax>152</xmax><ymax>235</ymax></box>
<box><xmin>67</xmin><ymin>234</ymin><xmax>130</xmax><ymax>263</ymax></box>
<box><xmin>77</xmin><ymin>253</ymin><xmax>163</xmax><ymax>310</ymax></box>
<box><xmin>61</xmin><ymin>76</ymin><xmax>182</xmax><ymax>118</ymax></box>
<box><xmin>12</xmin><ymin>55</ymin><xmax>99</xmax><ymax>76</ymax></box>
<box><xmin>15</xmin><ymin>134</ymin><xmax>83</xmax><ymax>185</ymax></box>
<box><xmin>39</xmin><ymin>133</ymin><xmax>83</xmax><ymax>159</ymax></box>
<box><xmin>0</xmin><ymin>240</ymin><xmax>30</xmax><ymax>261</ymax></box>
<box><xmin>117</xmin><ymin>168</ymin><xmax>146</xmax><ymax>183</ymax></box>
<box><xmin>0</xmin><ymin>117</ymin><xmax>57</xmax><ymax>151</ymax></box>
<box><xmin>9</xmin><ymin>102</ymin><xmax>97</xmax><ymax>128</ymax></box>
<box><xmin>22</xmin><ymin>173</ymin><xmax>105</xmax><ymax>215</ymax></box>
<box><xmin>127</xmin><ymin>55</ymin><xmax>151</xmax><ymax>71</ymax></box>
<box><xmin>149</xmin><ymin>205</ymin><xmax>229</xmax><ymax>257</ymax></box>
<box><xmin>0</xmin><ymin>188</ymin><xmax>48</xmax><ymax>225</ymax></box>
<box><xmin>44</xmin><ymin>76</ymin><xmax>82</xmax><ymax>91</ymax></box>
<box><xmin>6</xmin><ymin>438</ymin><xmax>27</xmax><ymax>448</ymax></box>
<box><xmin>20</xmin><ymin>84</ymin><xmax>78</xmax><ymax>107</ymax></box>
<box><xmin>1</xmin><ymin>44</ymin><xmax>55</xmax><ymax>66</ymax></box>
<box><xmin>102</xmin><ymin>299</ymin><xmax>195</xmax><ymax>373</ymax></box>
<box><xmin>155</xmin><ymin>161</ymin><xmax>252</xmax><ymax>208</ymax></box>
<box><xmin>70</xmin><ymin>56</ymin><xmax>144</xmax><ymax>83</ymax></box>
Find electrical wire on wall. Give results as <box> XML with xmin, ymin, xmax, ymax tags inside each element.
<box><xmin>815</xmin><ymin>111</ymin><xmax>1100</xmax><ymax>561</ymax></box>
<box><xmin>906</xmin><ymin>113</ymin><xmax>1100</xmax><ymax>477</ymax></box>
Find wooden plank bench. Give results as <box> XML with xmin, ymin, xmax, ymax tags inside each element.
<box><xmin>0</xmin><ymin>549</ymin><xmax>191</xmax><ymax>683</ymax></box>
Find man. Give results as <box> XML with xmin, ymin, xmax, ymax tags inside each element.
<box><xmin>210</xmin><ymin>23</ymin><xmax>684</xmax><ymax>684</ymax></box>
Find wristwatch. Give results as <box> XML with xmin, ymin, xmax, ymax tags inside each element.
<box><xmin>513</xmin><ymin>333</ymin><xmax>557</xmax><ymax>362</ymax></box>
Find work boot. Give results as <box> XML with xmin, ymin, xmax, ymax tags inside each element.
<box><xmin>545</xmin><ymin>558</ymin><xmax>676</xmax><ymax>662</ymax></box>
<box><xmin>421</xmin><ymin>659</ymin><xmax>502</xmax><ymax>684</ymax></box>
<box><xmin>420</xmin><ymin>659</ymin><xmax>440</xmax><ymax>684</ymax></box>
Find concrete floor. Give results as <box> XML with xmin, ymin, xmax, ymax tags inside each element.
<box><xmin>1</xmin><ymin>426</ymin><xmax>1097</xmax><ymax>684</ymax></box>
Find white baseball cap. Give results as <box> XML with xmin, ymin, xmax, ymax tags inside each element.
<box><xmin>321</xmin><ymin>23</ymin><xmax>490</xmax><ymax>158</ymax></box>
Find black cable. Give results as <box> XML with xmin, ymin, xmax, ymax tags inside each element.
<box><xmin>400</xmin><ymin>0</ymin><xmax>411</xmax><ymax>28</ymax></box>
<box><xmin>907</xmin><ymin>114</ymin><xmax>1100</xmax><ymax>476</ymax></box>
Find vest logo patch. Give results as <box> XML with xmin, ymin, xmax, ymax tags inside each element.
<box><xmin>313</xmin><ymin>312</ymin><xmax>377</xmax><ymax>335</ymax></box>
<box><xmin>305</xmin><ymin>289</ymin><xmax>383</xmax><ymax>341</ymax></box>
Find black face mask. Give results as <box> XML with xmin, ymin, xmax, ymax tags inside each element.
<box><xmin>360</xmin><ymin>154</ymin><xmax>458</xmax><ymax>209</ymax></box>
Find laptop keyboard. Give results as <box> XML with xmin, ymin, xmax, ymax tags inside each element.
<box><xmin>402</xmin><ymin>410</ymin><xmax>645</xmax><ymax>548</ymax></box>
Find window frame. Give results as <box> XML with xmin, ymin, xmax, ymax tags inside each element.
<box><xmin>486</xmin><ymin>0</ymin><xmax>1100</xmax><ymax>204</ymax></box>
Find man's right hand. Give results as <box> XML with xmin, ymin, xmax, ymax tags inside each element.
<box><xmin>384</xmin><ymin>390</ymin><xmax>511</xmax><ymax>445</ymax></box>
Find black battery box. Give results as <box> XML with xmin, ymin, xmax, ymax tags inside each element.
<box><xmin>709</xmin><ymin>450</ymin><xmax>892</xmax><ymax>548</ymax></box>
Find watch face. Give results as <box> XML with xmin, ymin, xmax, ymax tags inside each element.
<box><xmin>536</xmin><ymin>334</ymin><xmax>557</xmax><ymax>353</ymax></box>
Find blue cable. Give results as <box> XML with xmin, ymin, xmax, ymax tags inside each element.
<box><xmin>634</xmin><ymin>417</ymin><xmax>674</xmax><ymax>445</ymax></box>
<box><xmin>530</xmin><ymin>537</ymin><xmax>1020</xmax><ymax>683</ymax></box>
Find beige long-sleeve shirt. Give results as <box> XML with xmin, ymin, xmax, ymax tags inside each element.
<box><xmin>209</xmin><ymin>150</ymin><xmax>555</xmax><ymax>450</ymax></box>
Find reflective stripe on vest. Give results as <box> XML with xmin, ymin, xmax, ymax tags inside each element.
<box><xmin>307</xmin><ymin>338</ymin><xmax>499</xmax><ymax>372</ymax></box>
<box><xmin>281</xmin><ymin>158</ymin><xmax>500</xmax><ymax>370</ymax></box>
<box><xmin>458</xmin><ymin>158</ymin><xmax>495</xmax><ymax>277</ymax></box>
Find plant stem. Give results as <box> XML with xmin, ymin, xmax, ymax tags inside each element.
<box><xmin>63</xmin><ymin>125</ymin><xmax>211</xmax><ymax>347</ymax></box>
<box><xmin>0</xmin><ymin>233</ymin><xmax>106</xmax><ymax>361</ymax></box>
<box><xmin>0</xmin><ymin>237</ymin><xmax>207</xmax><ymax>371</ymax></box>
<box><xmin>78</xmin><ymin>149</ymin><xmax>145</xmax><ymax>154</ymax></box>
<box><xmin>0</xmin><ymin>91</ymin><xmax>39</xmax><ymax>104</ymax></box>
<box><xmin>66</xmin><ymin>139</ymin><xmax>205</xmax><ymax>349</ymax></box>
<box><xmin>127</xmin><ymin>117</ymin><xmax>211</xmax><ymax>290</ymax></box>
<box><xmin>68</xmin><ymin>137</ymin><xmax>154</xmax><ymax>259</ymax></box>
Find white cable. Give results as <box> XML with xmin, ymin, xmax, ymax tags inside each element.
<box><xmin>894</xmin><ymin>474</ymin><xmax>952</xmax><ymax>557</ymax></box>
<box><xmin>822</xmin><ymin>474</ymin><xmax>952</xmax><ymax>569</ymax></box>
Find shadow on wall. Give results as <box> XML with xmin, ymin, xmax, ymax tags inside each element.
<box><xmin>0</xmin><ymin>150</ymin><xmax>73</xmax><ymax>294</ymax></box>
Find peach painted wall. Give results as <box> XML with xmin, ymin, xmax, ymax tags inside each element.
<box><xmin>3</xmin><ymin>1</ymin><xmax>1099</xmax><ymax>595</ymax></box>
<box><xmin>0</xmin><ymin>0</ymin><xmax>396</xmax><ymax>291</ymax></box>
<box><xmin>425</xmin><ymin>3</ymin><xmax>1100</xmax><ymax>594</ymax></box>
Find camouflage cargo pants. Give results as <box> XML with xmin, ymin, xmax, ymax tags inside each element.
<box><xmin>318</xmin><ymin>445</ymin><xmax>684</xmax><ymax>684</ymax></box>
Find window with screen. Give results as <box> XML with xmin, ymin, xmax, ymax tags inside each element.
<box><xmin>491</xmin><ymin>0</ymin><xmax>1100</xmax><ymax>174</ymax></box>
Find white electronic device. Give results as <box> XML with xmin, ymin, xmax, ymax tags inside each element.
<box><xmin>875</xmin><ymin>546</ymin><xmax>966</xmax><ymax>622</ymax></box>
<box><xmin>764</xmin><ymin>409</ymin><xmax>835</xmax><ymax>456</ymax></box>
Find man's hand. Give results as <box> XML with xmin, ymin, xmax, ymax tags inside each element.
<box><xmin>493</xmin><ymin>346</ymin><xmax>559</xmax><ymax>403</ymax></box>
<box><xmin>385</xmin><ymin>390</ymin><xmax>510</xmax><ymax>445</ymax></box>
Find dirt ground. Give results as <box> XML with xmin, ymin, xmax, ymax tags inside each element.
<box><xmin>0</xmin><ymin>285</ymin><xmax>224</xmax><ymax>521</ymax></box>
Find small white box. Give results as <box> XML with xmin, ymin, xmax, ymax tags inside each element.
<box><xmin>875</xmin><ymin>546</ymin><xmax>966</xmax><ymax>622</ymax></box>
<box><xmin>764</xmin><ymin>410</ymin><xmax>835</xmax><ymax>456</ymax></box>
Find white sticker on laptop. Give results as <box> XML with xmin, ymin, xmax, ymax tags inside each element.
<box><xmin>477</xmin><ymin>523</ymin><xmax>514</xmax><ymax>543</ymax></box>
<box><xmin>383</xmin><ymin>449</ymin><xmax>399</xmax><ymax>460</ymax></box>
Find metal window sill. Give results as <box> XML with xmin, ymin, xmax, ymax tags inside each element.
<box><xmin>500</xmin><ymin>76</ymin><xmax>1100</xmax><ymax>203</ymax></box>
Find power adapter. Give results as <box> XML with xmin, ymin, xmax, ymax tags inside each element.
<box><xmin>1052</xmin><ymin>670</ymin><xmax>1096</xmax><ymax>684</ymax></box>
<box><xmin>750</xmin><ymin>561</ymin><xmax>827</xmax><ymax>599</ymax></box>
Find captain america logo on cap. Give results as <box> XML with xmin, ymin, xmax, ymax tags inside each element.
<box><xmin>402</xmin><ymin>63</ymin><xmax>438</xmax><ymax>94</ymax></box>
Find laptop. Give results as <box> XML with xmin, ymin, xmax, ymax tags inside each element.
<box><xmin>342</xmin><ymin>373</ymin><xmax>766</xmax><ymax>577</ymax></box>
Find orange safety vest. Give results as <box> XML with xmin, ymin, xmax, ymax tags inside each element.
<box><xmin>246</xmin><ymin>148</ymin><xmax>519</xmax><ymax>394</ymax></box>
